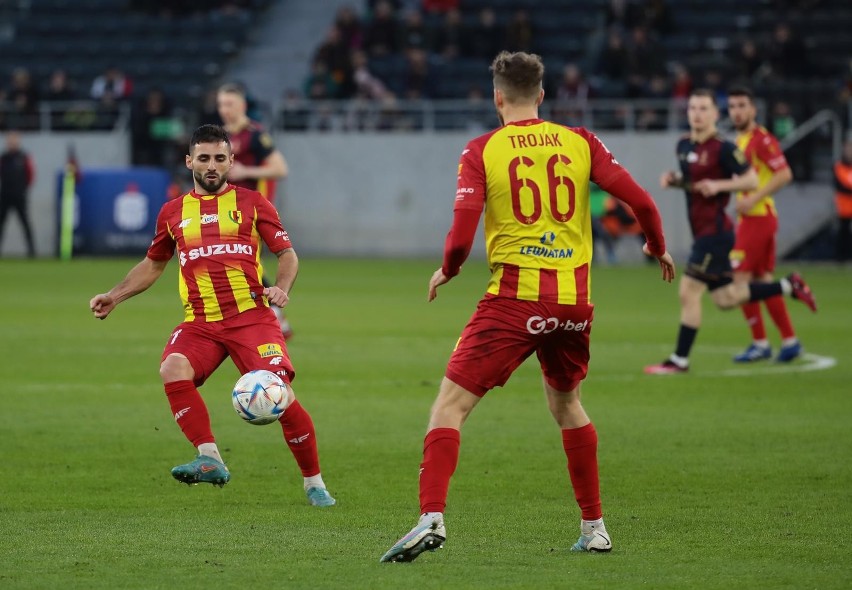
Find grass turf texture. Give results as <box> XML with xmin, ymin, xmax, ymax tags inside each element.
<box><xmin>0</xmin><ymin>258</ymin><xmax>850</xmax><ymax>589</ymax></box>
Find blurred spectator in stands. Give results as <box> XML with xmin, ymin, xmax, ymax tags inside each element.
<box><xmin>837</xmin><ymin>58</ymin><xmax>852</xmax><ymax>128</ymax></box>
<box><xmin>642</xmin><ymin>0</ymin><xmax>673</xmax><ymax>36</ymax></box>
<box><xmin>553</xmin><ymin>64</ymin><xmax>590</xmax><ymax>125</ymax></box>
<box><xmin>335</xmin><ymin>5</ymin><xmax>363</xmax><ymax>49</ymax></box>
<box><xmin>596</xmin><ymin>29</ymin><xmax>630</xmax><ymax>83</ymax></box>
<box><xmin>430</xmin><ymin>7</ymin><xmax>463</xmax><ymax>60</ymax></box>
<box><xmin>670</xmin><ymin>62</ymin><xmax>692</xmax><ymax>128</ymax></box>
<box><xmin>399</xmin><ymin>8</ymin><xmax>428</xmax><ymax>52</ymax></box>
<box><xmin>93</xmin><ymin>90</ymin><xmax>122</xmax><ymax>130</ymax></box>
<box><xmin>670</xmin><ymin>63</ymin><xmax>692</xmax><ymax>104</ymax></box>
<box><xmin>770</xmin><ymin>100</ymin><xmax>795</xmax><ymax>140</ymax></box>
<box><xmin>363</xmin><ymin>0</ymin><xmax>400</xmax><ymax>57</ymax></box>
<box><xmin>2</xmin><ymin>68</ymin><xmax>40</xmax><ymax>130</ymax></box>
<box><xmin>132</xmin><ymin>88</ymin><xmax>178</xmax><ymax>168</ymax></box>
<box><xmin>769</xmin><ymin>100</ymin><xmax>811</xmax><ymax>180</ymax></box>
<box><xmin>403</xmin><ymin>48</ymin><xmax>434</xmax><ymax>99</ymax></box>
<box><xmin>422</xmin><ymin>0</ymin><xmax>458</xmax><ymax>13</ymax></box>
<box><xmin>625</xmin><ymin>25</ymin><xmax>665</xmax><ymax>98</ymax></box>
<box><xmin>602</xmin><ymin>0</ymin><xmax>644</xmax><ymax>31</ymax></box>
<box><xmin>702</xmin><ymin>69</ymin><xmax>728</xmax><ymax>112</ymax></box>
<box><xmin>834</xmin><ymin>140</ymin><xmax>852</xmax><ymax>262</ymax></box>
<box><xmin>280</xmin><ymin>89</ymin><xmax>311</xmax><ymax>131</ymax></box>
<box><xmin>90</xmin><ymin>65</ymin><xmax>133</xmax><ymax>101</ymax></box>
<box><xmin>0</xmin><ymin>131</ymin><xmax>36</xmax><ymax>257</ymax></box>
<box><xmin>196</xmin><ymin>88</ymin><xmax>223</xmax><ymax>126</ymax></box>
<box><xmin>351</xmin><ymin>50</ymin><xmax>391</xmax><ymax>100</ymax></box>
<box><xmin>505</xmin><ymin>9</ymin><xmax>533</xmax><ymax>53</ymax></box>
<box><xmin>462</xmin><ymin>85</ymin><xmax>493</xmax><ymax>131</ymax></box>
<box><xmin>45</xmin><ymin>69</ymin><xmax>77</xmax><ymax>131</ymax></box>
<box><xmin>637</xmin><ymin>74</ymin><xmax>669</xmax><ymax>130</ymax></box>
<box><xmin>46</xmin><ymin>69</ymin><xmax>76</xmax><ymax>103</ymax></box>
<box><xmin>467</xmin><ymin>8</ymin><xmax>501</xmax><ymax>59</ymax></box>
<box><xmin>767</xmin><ymin>23</ymin><xmax>806</xmax><ymax>80</ymax></box>
<box><xmin>733</xmin><ymin>39</ymin><xmax>769</xmax><ymax>83</ymax></box>
<box><xmin>314</xmin><ymin>26</ymin><xmax>353</xmax><ymax>93</ymax></box>
<box><xmin>304</xmin><ymin>60</ymin><xmax>340</xmax><ymax>100</ymax></box>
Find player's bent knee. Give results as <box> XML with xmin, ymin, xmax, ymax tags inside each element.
<box><xmin>159</xmin><ymin>353</ymin><xmax>194</xmax><ymax>383</ymax></box>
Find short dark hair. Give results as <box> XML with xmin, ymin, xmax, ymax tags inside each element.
<box><xmin>188</xmin><ymin>124</ymin><xmax>231</xmax><ymax>153</ymax></box>
<box><xmin>689</xmin><ymin>88</ymin><xmax>717</xmax><ymax>106</ymax></box>
<box><xmin>728</xmin><ymin>85</ymin><xmax>755</xmax><ymax>102</ymax></box>
<box><xmin>490</xmin><ymin>51</ymin><xmax>545</xmax><ymax>104</ymax></box>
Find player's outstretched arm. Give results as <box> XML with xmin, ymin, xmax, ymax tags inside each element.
<box><xmin>89</xmin><ymin>257</ymin><xmax>169</xmax><ymax>319</ymax></box>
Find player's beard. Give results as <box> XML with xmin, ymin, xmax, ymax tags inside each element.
<box><xmin>194</xmin><ymin>170</ymin><xmax>227</xmax><ymax>194</ymax></box>
<box><xmin>733</xmin><ymin>119</ymin><xmax>749</xmax><ymax>132</ymax></box>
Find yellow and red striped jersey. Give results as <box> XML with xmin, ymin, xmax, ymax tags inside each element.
<box><xmin>146</xmin><ymin>184</ymin><xmax>292</xmax><ymax>322</ymax></box>
<box><xmin>735</xmin><ymin>125</ymin><xmax>789</xmax><ymax>217</ymax></box>
<box><xmin>455</xmin><ymin>119</ymin><xmax>631</xmax><ymax>305</ymax></box>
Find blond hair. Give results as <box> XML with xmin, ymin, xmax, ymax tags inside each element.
<box><xmin>490</xmin><ymin>51</ymin><xmax>545</xmax><ymax>104</ymax></box>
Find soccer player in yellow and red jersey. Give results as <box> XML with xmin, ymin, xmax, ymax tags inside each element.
<box><xmin>217</xmin><ymin>83</ymin><xmax>294</xmax><ymax>339</ymax></box>
<box><xmin>727</xmin><ymin>87</ymin><xmax>802</xmax><ymax>363</ymax></box>
<box><xmin>380</xmin><ymin>51</ymin><xmax>676</xmax><ymax>563</ymax></box>
<box><xmin>89</xmin><ymin>125</ymin><xmax>335</xmax><ymax>507</ymax></box>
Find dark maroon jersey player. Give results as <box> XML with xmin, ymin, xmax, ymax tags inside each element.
<box><xmin>217</xmin><ymin>83</ymin><xmax>288</xmax><ymax>203</ymax></box>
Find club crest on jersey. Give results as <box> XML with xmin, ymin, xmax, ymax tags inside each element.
<box><xmin>228</xmin><ymin>210</ymin><xmax>242</xmax><ymax>224</ymax></box>
<box><xmin>201</xmin><ymin>213</ymin><xmax>219</xmax><ymax>224</ymax></box>
<box><xmin>258</xmin><ymin>343</ymin><xmax>284</xmax><ymax>358</ymax></box>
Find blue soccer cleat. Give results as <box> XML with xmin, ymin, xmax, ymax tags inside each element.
<box><xmin>733</xmin><ymin>343</ymin><xmax>772</xmax><ymax>363</ymax></box>
<box><xmin>776</xmin><ymin>341</ymin><xmax>802</xmax><ymax>363</ymax></box>
<box><xmin>380</xmin><ymin>516</ymin><xmax>446</xmax><ymax>563</ymax></box>
<box><xmin>171</xmin><ymin>455</ymin><xmax>230</xmax><ymax>487</ymax></box>
<box><xmin>306</xmin><ymin>486</ymin><xmax>336</xmax><ymax>507</ymax></box>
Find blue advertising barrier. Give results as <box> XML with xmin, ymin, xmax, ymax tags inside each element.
<box><xmin>56</xmin><ymin>167</ymin><xmax>171</xmax><ymax>256</ymax></box>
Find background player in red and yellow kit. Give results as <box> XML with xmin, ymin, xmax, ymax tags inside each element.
<box><xmin>217</xmin><ymin>83</ymin><xmax>294</xmax><ymax>338</ymax></box>
<box><xmin>381</xmin><ymin>51</ymin><xmax>676</xmax><ymax>563</ymax></box>
<box><xmin>728</xmin><ymin>87</ymin><xmax>801</xmax><ymax>363</ymax></box>
<box><xmin>645</xmin><ymin>90</ymin><xmax>816</xmax><ymax>375</ymax></box>
<box><xmin>89</xmin><ymin>125</ymin><xmax>335</xmax><ymax>507</ymax></box>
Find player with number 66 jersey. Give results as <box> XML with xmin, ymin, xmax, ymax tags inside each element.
<box><xmin>380</xmin><ymin>51</ymin><xmax>675</xmax><ymax>564</ymax></box>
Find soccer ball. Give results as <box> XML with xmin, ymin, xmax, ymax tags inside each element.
<box><xmin>232</xmin><ymin>370</ymin><xmax>291</xmax><ymax>425</ymax></box>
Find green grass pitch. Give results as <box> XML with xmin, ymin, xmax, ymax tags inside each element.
<box><xmin>0</xmin><ymin>257</ymin><xmax>850</xmax><ymax>589</ymax></box>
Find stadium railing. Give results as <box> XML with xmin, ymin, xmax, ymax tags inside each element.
<box><xmin>274</xmin><ymin>98</ymin><xmax>768</xmax><ymax>133</ymax></box>
<box><xmin>0</xmin><ymin>101</ymin><xmax>131</xmax><ymax>132</ymax></box>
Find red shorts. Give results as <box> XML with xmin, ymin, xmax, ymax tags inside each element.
<box><xmin>446</xmin><ymin>295</ymin><xmax>594</xmax><ymax>396</ymax></box>
<box><xmin>731</xmin><ymin>215</ymin><xmax>778</xmax><ymax>275</ymax></box>
<box><xmin>161</xmin><ymin>307</ymin><xmax>294</xmax><ymax>387</ymax></box>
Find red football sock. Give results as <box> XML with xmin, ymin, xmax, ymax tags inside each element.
<box><xmin>419</xmin><ymin>428</ymin><xmax>461</xmax><ymax>514</ymax></box>
<box><xmin>741</xmin><ymin>301</ymin><xmax>766</xmax><ymax>341</ymax></box>
<box><xmin>764</xmin><ymin>295</ymin><xmax>795</xmax><ymax>339</ymax></box>
<box><xmin>165</xmin><ymin>380</ymin><xmax>214</xmax><ymax>446</ymax></box>
<box><xmin>279</xmin><ymin>400</ymin><xmax>321</xmax><ymax>477</ymax></box>
<box><xmin>562</xmin><ymin>423</ymin><xmax>602</xmax><ymax>521</ymax></box>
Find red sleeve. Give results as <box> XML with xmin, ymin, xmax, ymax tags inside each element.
<box><xmin>442</xmin><ymin>208</ymin><xmax>481</xmax><ymax>278</ymax></box>
<box><xmin>25</xmin><ymin>156</ymin><xmax>34</xmax><ymax>186</ymax></box>
<box><xmin>577</xmin><ymin>128</ymin><xmax>667</xmax><ymax>256</ymax></box>
<box><xmin>146</xmin><ymin>204</ymin><xmax>176</xmax><ymax>261</ymax></box>
<box><xmin>442</xmin><ymin>140</ymin><xmax>487</xmax><ymax>277</ymax></box>
<box><xmin>754</xmin><ymin>131</ymin><xmax>789</xmax><ymax>172</ymax></box>
<box><xmin>255</xmin><ymin>193</ymin><xmax>293</xmax><ymax>252</ymax></box>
